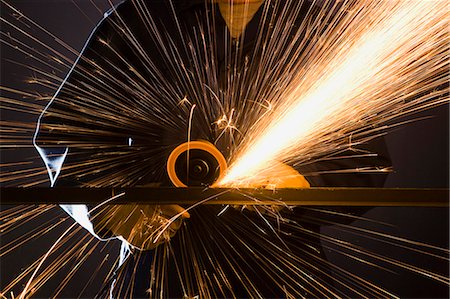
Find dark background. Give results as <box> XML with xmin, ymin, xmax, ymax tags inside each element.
<box><xmin>1</xmin><ymin>1</ymin><xmax>449</xmax><ymax>298</ymax></box>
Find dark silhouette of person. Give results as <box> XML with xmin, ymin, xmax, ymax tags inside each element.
<box><xmin>34</xmin><ymin>1</ymin><xmax>391</xmax><ymax>297</ymax></box>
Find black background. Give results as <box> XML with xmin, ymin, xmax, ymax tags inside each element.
<box><xmin>1</xmin><ymin>1</ymin><xmax>449</xmax><ymax>298</ymax></box>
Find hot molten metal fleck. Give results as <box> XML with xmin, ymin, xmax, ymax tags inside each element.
<box><xmin>218</xmin><ymin>0</ymin><xmax>448</xmax><ymax>187</ymax></box>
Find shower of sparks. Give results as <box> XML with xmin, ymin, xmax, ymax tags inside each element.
<box><xmin>218</xmin><ymin>0</ymin><xmax>449</xmax><ymax>187</ymax></box>
<box><xmin>0</xmin><ymin>205</ymin><xmax>122</xmax><ymax>298</ymax></box>
<box><xmin>1</xmin><ymin>0</ymin><xmax>449</xmax><ymax>298</ymax></box>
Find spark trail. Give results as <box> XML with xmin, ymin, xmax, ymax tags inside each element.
<box><xmin>219</xmin><ymin>0</ymin><xmax>449</xmax><ymax>187</ymax></box>
<box><xmin>1</xmin><ymin>0</ymin><xmax>449</xmax><ymax>298</ymax></box>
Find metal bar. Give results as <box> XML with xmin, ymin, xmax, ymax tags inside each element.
<box><xmin>0</xmin><ymin>187</ymin><xmax>448</xmax><ymax>207</ymax></box>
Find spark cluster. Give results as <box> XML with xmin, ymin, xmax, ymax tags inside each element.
<box><xmin>0</xmin><ymin>0</ymin><xmax>449</xmax><ymax>298</ymax></box>
<box><xmin>218</xmin><ymin>0</ymin><xmax>449</xmax><ymax>187</ymax></box>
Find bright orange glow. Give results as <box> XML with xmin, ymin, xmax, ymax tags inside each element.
<box><xmin>218</xmin><ymin>0</ymin><xmax>448</xmax><ymax>187</ymax></box>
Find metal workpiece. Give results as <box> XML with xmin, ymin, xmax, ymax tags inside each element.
<box><xmin>1</xmin><ymin>187</ymin><xmax>448</xmax><ymax>207</ymax></box>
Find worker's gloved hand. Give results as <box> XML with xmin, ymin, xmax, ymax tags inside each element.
<box><xmin>91</xmin><ymin>204</ymin><xmax>190</xmax><ymax>250</ymax></box>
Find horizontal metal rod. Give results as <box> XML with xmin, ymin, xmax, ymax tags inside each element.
<box><xmin>0</xmin><ymin>187</ymin><xmax>448</xmax><ymax>207</ymax></box>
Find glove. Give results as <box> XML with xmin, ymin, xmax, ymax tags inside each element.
<box><xmin>91</xmin><ymin>204</ymin><xmax>190</xmax><ymax>250</ymax></box>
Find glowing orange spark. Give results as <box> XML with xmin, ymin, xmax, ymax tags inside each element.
<box><xmin>218</xmin><ymin>0</ymin><xmax>449</xmax><ymax>187</ymax></box>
